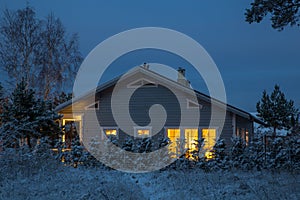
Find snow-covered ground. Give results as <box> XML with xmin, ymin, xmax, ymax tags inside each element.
<box><xmin>0</xmin><ymin>156</ymin><xmax>299</xmax><ymax>200</ymax></box>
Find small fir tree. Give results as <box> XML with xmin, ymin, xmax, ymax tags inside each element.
<box><xmin>256</xmin><ymin>84</ymin><xmax>298</xmax><ymax>137</ymax></box>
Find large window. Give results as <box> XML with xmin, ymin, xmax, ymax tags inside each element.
<box><xmin>167</xmin><ymin>128</ymin><xmax>181</xmax><ymax>157</ymax></box>
<box><xmin>202</xmin><ymin>128</ymin><xmax>216</xmax><ymax>158</ymax></box>
<box><xmin>184</xmin><ymin>129</ymin><xmax>198</xmax><ymax>154</ymax></box>
<box><xmin>166</xmin><ymin>128</ymin><xmax>217</xmax><ymax>159</ymax></box>
<box><xmin>167</xmin><ymin>128</ymin><xmax>198</xmax><ymax>158</ymax></box>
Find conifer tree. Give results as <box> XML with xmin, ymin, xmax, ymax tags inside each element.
<box><xmin>256</xmin><ymin>84</ymin><xmax>298</xmax><ymax>137</ymax></box>
<box><xmin>0</xmin><ymin>79</ymin><xmax>62</xmax><ymax>149</ymax></box>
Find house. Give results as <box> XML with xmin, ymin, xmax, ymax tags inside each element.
<box><xmin>55</xmin><ymin>66</ymin><xmax>263</xmax><ymax>158</ymax></box>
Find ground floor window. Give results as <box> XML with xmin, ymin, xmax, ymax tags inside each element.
<box><xmin>184</xmin><ymin>129</ymin><xmax>199</xmax><ymax>155</ymax></box>
<box><xmin>134</xmin><ymin>127</ymin><xmax>151</xmax><ymax>138</ymax></box>
<box><xmin>166</xmin><ymin>128</ymin><xmax>218</xmax><ymax>158</ymax></box>
<box><xmin>104</xmin><ymin>129</ymin><xmax>117</xmax><ymax>136</ymax></box>
<box><xmin>167</xmin><ymin>128</ymin><xmax>213</xmax><ymax>158</ymax></box>
<box><xmin>101</xmin><ymin>128</ymin><xmax>118</xmax><ymax>141</ymax></box>
<box><xmin>202</xmin><ymin>128</ymin><xmax>217</xmax><ymax>158</ymax></box>
<box><xmin>63</xmin><ymin>120</ymin><xmax>80</xmax><ymax>149</ymax></box>
<box><xmin>61</xmin><ymin>115</ymin><xmax>82</xmax><ymax>149</ymax></box>
<box><xmin>167</xmin><ymin>128</ymin><xmax>181</xmax><ymax>157</ymax></box>
<box><xmin>236</xmin><ymin>127</ymin><xmax>249</xmax><ymax>145</ymax></box>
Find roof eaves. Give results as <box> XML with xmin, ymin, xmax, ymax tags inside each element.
<box><xmin>54</xmin><ymin>75</ymin><xmax>121</xmax><ymax>112</ymax></box>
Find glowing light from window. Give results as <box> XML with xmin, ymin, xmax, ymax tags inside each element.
<box><xmin>137</xmin><ymin>129</ymin><xmax>150</xmax><ymax>135</ymax></box>
<box><xmin>105</xmin><ymin>129</ymin><xmax>117</xmax><ymax>136</ymax></box>
<box><xmin>202</xmin><ymin>128</ymin><xmax>216</xmax><ymax>159</ymax></box>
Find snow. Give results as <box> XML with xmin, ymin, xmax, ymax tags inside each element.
<box><xmin>1</xmin><ymin>157</ymin><xmax>299</xmax><ymax>200</ymax></box>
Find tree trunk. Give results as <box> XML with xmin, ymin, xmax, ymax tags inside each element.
<box><xmin>273</xmin><ymin>127</ymin><xmax>276</xmax><ymax>138</ymax></box>
<box><xmin>27</xmin><ymin>135</ymin><xmax>32</xmax><ymax>149</ymax></box>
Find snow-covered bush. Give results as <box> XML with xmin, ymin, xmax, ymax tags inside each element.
<box><xmin>55</xmin><ymin>135</ymin><xmax>101</xmax><ymax>168</ymax></box>
<box><xmin>0</xmin><ymin>140</ymin><xmax>59</xmax><ymax>180</ymax></box>
<box><xmin>204</xmin><ymin>139</ymin><xmax>230</xmax><ymax>170</ymax></box>
<box><xmin>230</xmin><ymin>137</ymin><xmax>251</xmax><ymax>170</ymax></box>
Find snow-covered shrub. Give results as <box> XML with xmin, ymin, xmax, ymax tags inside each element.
<box><xmin>55</xmin><ymin>135</ymin><xmax>101</xmax><ymax>168</ymax></box>
<box><xmin>266</xmin><ymin>134</ymin><xmax>300</xmax><ymax>170</ymax></box>
<box><xmin>0</xmin><ymin>142</ymin><xmax>60</xmax><ymax>180</ymax></box>
<box><xmin>189</xmin><ymin>138</ymin><xmax>204</xmax><ymax>161</ymax></box>
<box><xmin>246</xmin><ymin>137</ymin><xmax>265</xmax><ymax>170</ymax></box>
<box><xmin>288</xmin><ymin>134</ymin><xmax>300</xmax><ymax>170</ymax></box>
<box><xmin>205</xmin><ymin>139</ymin><xmax>230</xmax><ymax>170</ymax></box>
<box><xmin>230</xmin><ymin>137</ymin><xmax>250</xmax><ymax>169</ymax></box>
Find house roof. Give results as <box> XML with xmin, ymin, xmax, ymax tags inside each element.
<box><xmin>55</xmin><ymin>66</ymin><xmax>264</xmax><ymax>124</ymax></box>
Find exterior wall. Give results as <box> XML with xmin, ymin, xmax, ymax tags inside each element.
<box><xmin>76</xmin><ymin>83</ymin><xmax>235</xmax><ymax>147</ymax></box>
<box><xmin>58</xmin><ymin>73</ymin><xmax>253</xmax><ymax>149</ymax></box>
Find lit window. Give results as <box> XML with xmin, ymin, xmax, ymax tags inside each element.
<box><xmin>137</xmin><ymin>129</ymin><xmax>150</xmax><ymax>136</ymax></box>
<box><xmin>245</xmin><ymin>130</ymin><xmax>249</xmax><ymax>145</ymax></box>
<box><xmin>237</xmin><ymin>128</ymin><xmax>249</xmax><ymax>145</ymax></box>
<box><xmin>134</xmin><ymin>127</ymin><xmax>151</xmax><ymax>137</ymax></box>
<box><xmin>202</xmin><ymin>128</ymin><xmax>216</xmax><ymax>159</ymax></box>
<box><xmin>236</xmin><ymin>127</ymin><xmax>240</xmax><ymax>137</ymax></box>
<box><xmin>62</xmin><ymin>119</ymin><xmax>80</xmax><ymax>148</ymax></box>
<box><xmin>185</xmin><ymin>129</ymin><xmax>198</xmax><ymax>153</ymax></box>
<box><xmin>167</xmin><ymin>128</ymin><xmax>181</xmax><ymax>157</ymax></box>
<box><xmin>105</xmin><ymin>129</ymin><xmax>117</xmax><ymax>136</ymax></box>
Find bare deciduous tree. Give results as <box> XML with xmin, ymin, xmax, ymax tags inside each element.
<box><xmin>0</xmin><ymin>6</ymin><xmax>82</xmax><ymax>100</ymax></box>
<box><xmin>35</xmin><ymin>13</ymin><xmax>82</xmax><ymax>99</ymax></box>
<box><xmin>0</xmin><ymin>6</ymin><xmax>41</xmax><ymax>87</ymax></box>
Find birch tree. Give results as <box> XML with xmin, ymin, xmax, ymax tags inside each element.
<box><xmin>0</xmin><ymin>6</ymin><xmax>82</xmax><ymax>100</ymax></box>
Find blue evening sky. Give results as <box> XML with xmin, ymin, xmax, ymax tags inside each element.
<box><xmin>0</xmin><ymin>0</ymin><xmax>299</xmax><ymax>112</ymax></box>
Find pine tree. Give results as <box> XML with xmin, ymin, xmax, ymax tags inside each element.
<box><xmin>0</xmin><ymin>79</ymin><xmax>62</xmax><ymax>149</ymax></box>
<box><xmin>256</xmin><ymin>84</ymin><xmax>299</xmax><ymax>137</ymax></box>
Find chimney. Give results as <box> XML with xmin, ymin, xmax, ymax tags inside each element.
<box><xmin>177</xmin><ymin>67</ymin><xmax>190</xmax><ymax>87</ymax></box>
<box><xmin>142</xmin><ymin>62</ymin><xmax>149</xmax><ymax>69</ymax></box>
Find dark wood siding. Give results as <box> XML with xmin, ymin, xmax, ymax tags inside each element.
<box><xmin>59</xmin><ymin>73</ymin><xmax>252</xmax><ymax>148</ymax></box>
